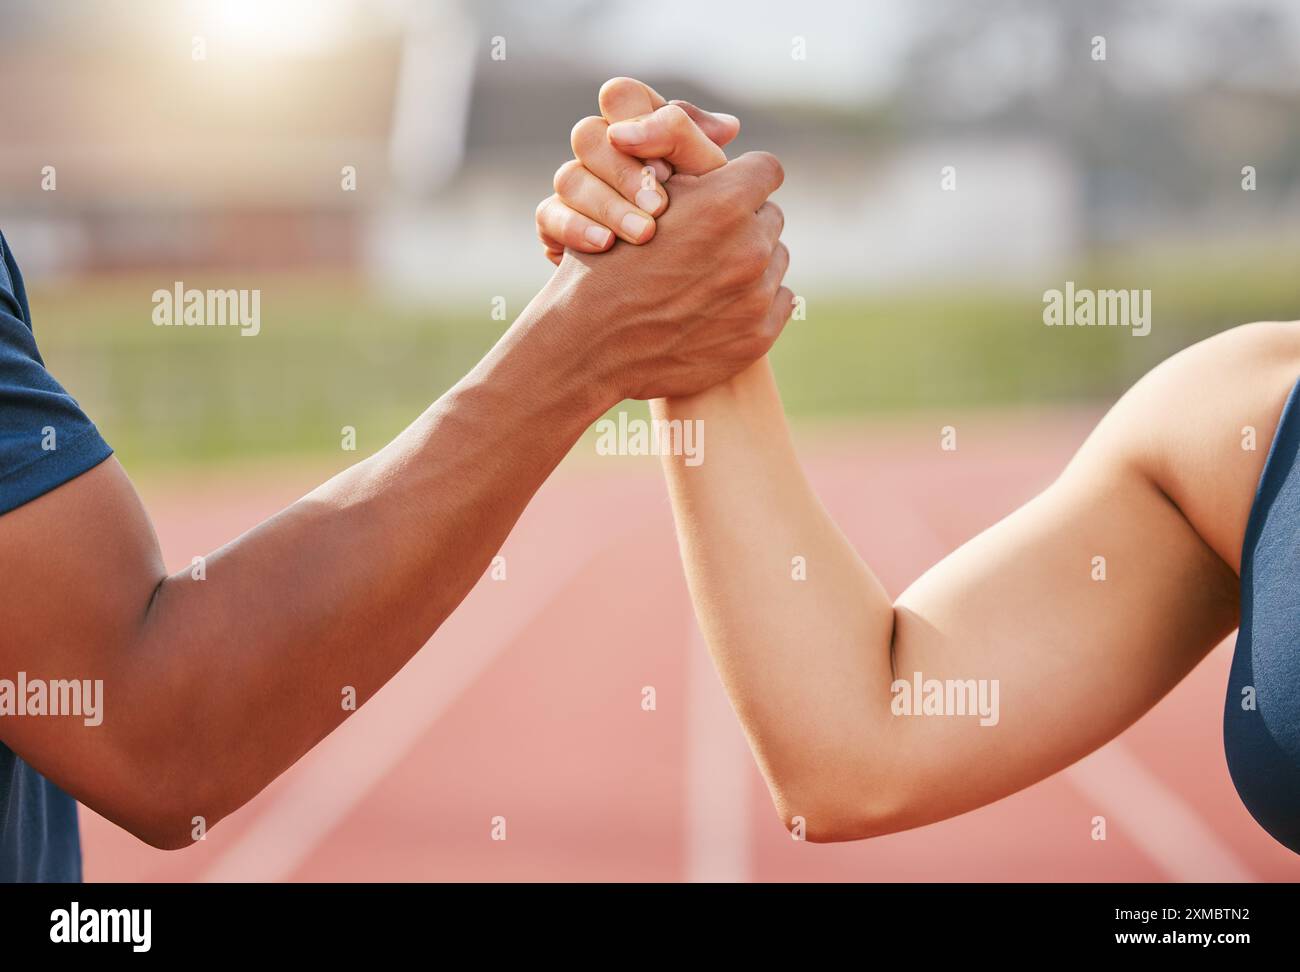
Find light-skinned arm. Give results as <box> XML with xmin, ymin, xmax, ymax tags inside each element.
<box><xmin>552</xmin><ymin>78</ymin><xmax>1288</xmax><ymax>842</ymax></box>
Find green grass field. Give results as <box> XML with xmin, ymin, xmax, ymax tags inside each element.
<box><xmin>29</xmin><ymin>249</ymin><xmax>1300</xmax><ymax>469</ymax></box>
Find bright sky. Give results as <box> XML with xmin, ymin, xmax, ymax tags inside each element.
<box><xmin>563</xmin><ymin>0</ymin><xmax>912</xmax><ymax>106</ymax></box>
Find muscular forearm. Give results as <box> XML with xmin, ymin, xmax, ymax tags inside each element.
<box><xmin>93</xmin><ymin>287</ymin><xmax>610</xmax><ymax>847</ymax></box>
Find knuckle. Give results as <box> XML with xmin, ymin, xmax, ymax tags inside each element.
<box><xmin>553</xmin><ymin>159</ymin><xmax>585</xmax><ymax>198</ymax></box>
<box><xmin>561</xmin><ymin>207</ymin><xmax>594</xmax><ymax>244</ymax></box>
<box><xmin>718</xmin><ymin>247</ymin><xmax>763</xmax><ymax>288</ymax></box>
<box><xmin>750</xmin><ymin>151</ymin><xmax>785</xmax><ymax>188</ymax></box>
<box><xmin>570</xmin><ymin>115</ymin><xmax>607</xmax><ymax>156</ymax></box>
<box><xmin>537</xmin><ymin>196</ymin><xmax>583</xmax><ymax>246</ymax></box>
<box><xmin>737</xmin><ymin>326</ymin><xmax>773</xmax><ymax>361</ymax></box>
<box><xmin>755</xmin><ymin>318</ymin><xmax>781</xmax><ymax>349</ymax></box>
<box><xmin>715</xmin><ymin>173</ymin><xmax>749</xmax><ymax>205</ymax></box>
<box><xmin>738</xmin><ymin>239</ymin><xmax>771</xmax><ymax>279</ymax></box>
<box><xmin>710</xmin><ymin>195</ymin><xmax>748</xmax><ymax>230</ymax></box>
<box><xmin>658</xmin><ymin>102</ymin><xmax>690</xmax><ymax>132</ymax></box>
<box><xmin>555</xmin><ymin>209</ymin><xmax>579</xmax><ymax>243</ymax></box>
<box><xmin>770</xmin><ymin>241</ymin><xmax>790</xmax><ymax>277</ymax></box>
<box><xmin>599</xmin><ymin>197</ymin><xmax>626</xmax><ymax>232</ymax></box>
<box><xmin>617</xmin><ymin>160</ymin><xmax>652</xmax><ymax>195</ymax></box>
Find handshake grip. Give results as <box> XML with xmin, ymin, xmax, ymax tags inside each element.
<box><xmin>536</xmin><ymin>77</ymin><xmax>794</xmax><ymax>403</ymax></box>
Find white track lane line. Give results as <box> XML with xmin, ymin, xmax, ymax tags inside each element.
<box><xmin>1064</xmin><ymin>739</ymin><xmax>1256</xmax><ymax>882</ymax></box>
<box><xmin>685</xmin><ymin>621</ymin><xmax>754</xmax><ymax>882</ymax></box>
<box><xmin>199</xmin><ymin>525</ymin><xmax>619</xmax><ymax>883</ymax></box>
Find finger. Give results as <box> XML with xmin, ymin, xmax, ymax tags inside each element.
<box><xmin>600</xmin><ymin>79</ymin><xmax>676</xmax><ymax>181</ymax></box>
<box><xmin>755</xmin><ymin>201</ymin><xmax>784</xmax><ymax>246</ymax></box>
<box><xmin>763</xmin><ymin>241</ymin><xmax>790</xmax><ymax>291</ymax></box>
<box><xmin>597</xmin><ymin>81</ymin><xmax>738</xmax><ymax>191</ymax></box>
<box><xmin>710</xmin><ymin>150</ymin><xmax>785</xmax><ymax>210</ymax></box>
<box><xmin>598</xmin><ymin>77</ymin><xmax>667</xmax><ymax>124</ymax></box>
<box><xmin>646</xmin><ymin>158</ymin><xmax>672</xmax><ymax>183</ymax></box>
<box><xmin>600</xmin><ymin>80</ymin><xmax>677</xmax><ymax>181</ymax></box>
<box><xmin>762</xmin><ymin>285</ymin><xmax>797</xmax><ymax>348</ymax></box>
<box><xmin>553</xmin><ymin>160</ymin><xmax>656</xmax><ymax>244</ymax></box>
<box><xmin>669</xmin><ymin>100</ymin><xmax>741</xmax><ymax>148</ymax></box>
<box><xmin>598</xmin><ymin>82</ymin><xmax>738</xmax><ymax>149</ymax></box>
<box><xmin>607</xmin><ymin>104</ymin><xmax>728</xmax><ymax>176</ymax></box>
<box><xmin>571</xmin><ymin>116</ymin><xmax>667</xmax><ymax>215</ymax></box>
<box><xmin>536</xmin><ymin>194</ymin><xmax>616</xmax><ymax>258</ymax></box>
<box><xmin>536</xmin><ymin>196</ymin><xmax>567</xmax><ymax>261</ymax></box>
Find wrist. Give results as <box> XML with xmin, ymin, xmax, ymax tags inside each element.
<box><xmin>655</xmin><ymin>357</ymin><xmax>773</xmax><ymax>415</ymax></box>
<box><xmin>489</xmin><ymin>274</ymin><xmax>622</xmax><ymax>430</ymax></box>
<box><xmin>523</xmin><ymin>261</ymin><xmax>627</xmax><ymax>417</ymax></box>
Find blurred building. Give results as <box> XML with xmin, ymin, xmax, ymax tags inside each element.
<box><xmin>0</xmin><ymin>26</ymin><xmax>402</xmax><ymax>276</ymax></box>
<box><xmin>0</xmin><ymin>0</ymin><xmax>1075</xmax><ymax>296</ymax></box>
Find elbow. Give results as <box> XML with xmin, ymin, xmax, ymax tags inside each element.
<box><xmin>767</xmin><ymin>760</ymin><xmax>914</xmax><ymax>844</ymax></box>
<box><xmin>90</xmin><ymin>660</ymin><xmax>242</xmax><ymax>850</ymax></box>
<box><xmin>126</xmin><ymin>815</ymin><xmax>200</xmax><ymax>852</ymax></box>
<box><xmin>114</xmin><ymin>781</ymin><xmax>221</xmax><ymax>852</ymax></box>
<box><xmin>118</xmin><ymin>781</ymin><xmax>227</xmax><ymax>852</ymax></box>
<box><xmin>104</xmin><ymin>745</ymin><xmax>231</xmax><ymax>851</ymax></box>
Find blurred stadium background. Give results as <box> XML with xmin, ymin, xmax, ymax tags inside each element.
<box><xmin>6</xmin><ymin>0</ymin><xmax>1300</xmax><ymax>464</ymax></box>
<box><xmin>4</xmin><ymin>0</ymin><xmax>1300</xmax><ymax>881</ymax></box>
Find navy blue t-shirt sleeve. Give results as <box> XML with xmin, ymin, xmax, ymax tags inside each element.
<box><xmin>0</xmin><ymin>231</ymin><xmax>112</xmax><ymax>515</ymax></box>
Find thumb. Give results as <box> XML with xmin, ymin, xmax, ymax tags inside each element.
<box><xmin>606</xmin><ymin>103</ymin><xmax>728</xmax><ymax>176</ymax></box>
<box><xmin>598</xmin><ymin>77</ymin><xmax>667</xmax><ymax>123</ymax></box>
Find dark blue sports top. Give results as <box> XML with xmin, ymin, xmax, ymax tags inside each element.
<box><xmin>1</xmin><ymin>230</ymin><xmax>111</xmax><ymax>881</ymax></box>
<box><xmin>1228</xmin><ymin>376</ymin><xmax>1300</xmax><ymax>854</ymax></box>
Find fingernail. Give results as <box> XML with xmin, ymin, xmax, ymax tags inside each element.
<box><xmin>635</xmin><ymin>188</ymin><xmax>662</xmax><ymax>214</ymax></box>
<box><xmin>608</xmin><ymin>121</ymin><xmax>647</xmax><ymax>145</ymax></box>
<box><xmin>715</xmin><ymin>112</ymin><xmax>740</xmax><ymax>128</ymax></box>
<box><xmin>621</xmin><ymin>212</ymin><xmax>651</xmax><ymax>240</ymax></box>
<box><xmin>584</xmin><ymin>225</ymin><xmax>613</xmax><ymax>248</ymax></box>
